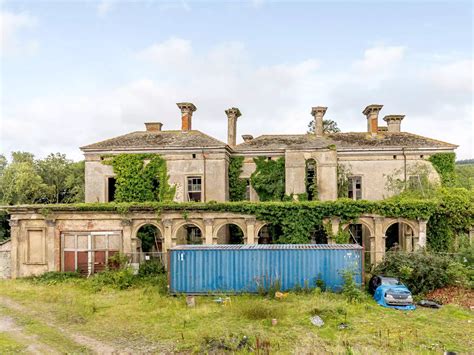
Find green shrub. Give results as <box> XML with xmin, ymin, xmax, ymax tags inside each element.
<box><xmin>340</xmin><ymin>269</ymin><xmax>364</xmax><ymax>303</ymax></box>
<box><xmin>31</xmin><ymin>271</ymin><xmax>81</xmax><ymax>284</ymax></box>
<box><xmin>237</xmin><ymin>301</ymin><xmax>285</xmax><ymax>320</ymax></box>
<box><xmin>374</xmin><ymin>251</ymin><xmax>471</xmax><ymax>294</ymax></box>
<box><xmin>137</xmin><ymin>259</ymin><xmax>165</xmax><ymax>277</ymax></box>
<box><xmin>90</xmin><ymin>268</ymin><xmax>136</xmax><ymax>290</ymax></box>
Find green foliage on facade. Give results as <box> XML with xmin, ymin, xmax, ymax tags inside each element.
<box><xmin>104</xmin><ymin>154</ymin><xmax>175</xmax><ymax>203</ymax></box>
<box><xmin>337</xmin><ymin>163</ymin><xmax>351</xmax><ymax>198</ymax></box>
<box><xmin>429</xmin><ymin>153</ymin><xmax>456</xmax><ymax>187</ymax></box>
<box><xmin>250</xmin><ymin>157</ymin><xmax>286</xmax><ymax>201</ymax></box>
<box><xmin>228</xmin><ymin>156</ymin><xmax>247</xmax><ymax>201</ymax></box>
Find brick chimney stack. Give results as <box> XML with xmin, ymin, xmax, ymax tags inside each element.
<box><xmin>144</xmin><ymin>122</ymin><xmax>163</xmax><ymax>132</ymax></box>
<box><xmin>225</xmin><ymin>107</ymin><xmax>242</xmax><ymax>147</ymax></box>
<box><xmin>311</xmin><ymin>106</ymin><xmax>328</xmax><ymax>137</ymax></box>
<box><xmin>363</xmin><ymin>104</ymin><xmax>383</xmax><ymax>135</ymax></box>
<box><xmin>383</xmin><ymin>115</ymin><xmax>405</xmax><ymax>132</ymax></box>
<box><xmin>177</xmin><ymin>102</ymin><xmax>197</xmax><ymax>131</ymax></box>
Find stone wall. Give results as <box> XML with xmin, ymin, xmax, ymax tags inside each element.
<box><xmin>0</xmin><ymin>240</ymin><xmax>11</xmax><ymax>279</ymax></box>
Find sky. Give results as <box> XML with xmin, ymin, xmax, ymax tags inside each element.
<box><xmin>1</xmin><ymin>0</ymin><xmax>473</xmax><ymax>161</ymax></box>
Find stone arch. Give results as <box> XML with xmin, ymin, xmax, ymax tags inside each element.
<box><xmin>213</xmin><ymin>221</ymin><xmax>246</xmax><ymax>244</ymax></box>
<box><xmin>341</xmin><ymin>218</ymin><xmax>375</xmax><ymax>239</ymax></box>
<box><xmin>383</xmin><ymin>219</ymin><xmax>417</xmax><ymax>252</ymax></box>
<box><xmin>173</xmin><ymin>221</ymin><xmax>204</xmax><ymax>245</ymax></box>
<box><xmin>383</xmin><ymin>218</ymin><xmax>418</xmax><ymax>236</ymax></box>
<box><xmin>133</xmin><ymin>221</ymin><xmax>164</xmax><ymax>240</ymax></box>
<box><xmin>256</xmin><ymin>223</ymin><xmax>283</xmax><ymax>244</ymax></box>
<box><xmin>213</xmin><ymin>220</ymin><xmax>247</xmax><ymax>240</ymax></box>
<box><xmin>172</xmin><ymin>220</ymin><xmax>205</xmax><ymax>238</ymax></box>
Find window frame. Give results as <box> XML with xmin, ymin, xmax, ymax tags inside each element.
<box><xmin>186</xmin><ymin>175</ymin><xmax>203</xmax><ymax>202</ymax></box>
<box><xmin>347</xmin><ymin>175</ymin><xmax>363</xmax><ymax>200</ymax></box>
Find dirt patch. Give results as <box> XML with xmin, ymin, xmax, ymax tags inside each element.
<box><xmin>426</xmin><ymin>287</ymin><xmax>474</xmax><ymax>309</ymax></box>
<box><xmin>0</xmin><ymin>296</ymin><xmax>123</xmax><ymax>354</ymax></box>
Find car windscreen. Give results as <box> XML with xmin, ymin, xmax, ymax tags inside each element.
<box><xmin>380</xmin><ymin>277</ymin><xmax>401</xmax><ymax>286</ymax></box>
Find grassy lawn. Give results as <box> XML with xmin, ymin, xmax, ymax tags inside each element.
<box><xmin>0</xmin><ymin>277</ymin><xmax>472</xmax><ymax>354</ymax></box>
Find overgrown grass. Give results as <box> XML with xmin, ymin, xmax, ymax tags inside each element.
<box><xmin>0</xmin><ymin>278</ymin><xmax>472</xmax><ymax>353</ymax></box>
<box><xmin>0</xmin><ymin>332</ymin><xmax>26</xmax><ymax>352</ymax></box>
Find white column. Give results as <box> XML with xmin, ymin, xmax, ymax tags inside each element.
<box><xmin>203</xmin><ymin>218</ymin><xmax>214</xmax><ymax>244</ymax></box>
<box><xmin>245</xmin><ymin>218</ymin><xmax>256</xmax><ymax>244</ymax></box>
<box><xmin>416</xmin><ymin>219</ymin><xmax>427</xmax><ymax>250</ymax></box>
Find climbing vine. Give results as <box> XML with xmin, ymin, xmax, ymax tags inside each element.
<box><xmin>103</xmin><ymin>154</ymin><xmax>175</xmax><ymax>202</ymax></box>
<box><xmin>7</xmin><ymin>188</ymin><xmax>472</xmax><ymax>249</ymax></box>
<box><xmin>429</xmin><ymin>153</ymin><xmax>456</xmax><ymax>187</ymax></box>
<box><xmin>337</xmin><ymin>163</ymin><xmax>352</xmax><ymax>198</ymax></box>
<box><xmin>228</xmin><ymin>156</ymin><xmax>247</xmax><ymax>201</ymax></box>
<box><xmin>250</xmin><ymin>157</ymin><xmax>286</xmax><ymax>201</ymax></box>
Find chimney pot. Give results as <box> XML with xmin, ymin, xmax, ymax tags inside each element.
<box><xmin>383</xmin><ymin>115</ymin><xmax>405</xmax><ymax>132</ymax></box>
<box><xmin>177</xmin><ymin>102</ymin><xmax>197</xmax><ymax>131</ymax></box>
<box><xmin>145</xmin><ymin>122</ymin><xmax>163</xmax><ymax>132</ymax></box>
<box><xmin>225</xmin><ymin>107</ymin><xmax>242</xmax><ymax>147</ymax></box>
<box><xmin>363</xmin><ymin>104</ymin><xmax>383</xmax><ymax>135</ymax></box>
<box><xmin>311</xmin><ymin>106</ymin><xmax>327</xmax><ymax>136</ymax></box>
<box><xmin>242</xmin><ymin>134</ymin><xmax>253</xmax><ymax>142</ymax></box>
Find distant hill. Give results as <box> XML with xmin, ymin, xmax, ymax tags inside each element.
<box><xmin>456</xmin><ymin>159</ymin><xmax>474</xmax><ymax>165</ymax></box>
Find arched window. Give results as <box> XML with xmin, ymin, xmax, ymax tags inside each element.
<box><xmin>305</xmin><ymin>159</ymin><xmax>317</xmax><ymax>200</ymax></box>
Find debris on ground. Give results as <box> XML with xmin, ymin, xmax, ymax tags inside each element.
<box><xmin>310</xmin><ymin>315</ymin><xmax>324</xmax><ymax>327</ymax></box>
<box><xmin>213</xmin><ymin>297</ymin><xmax>231</xmax><ymax>305</ymax></box>
<box><xmin>338</xmin><ymin>323</ymin><xmax>349</xmax><ymax>330</ymax></box>
<box><xmin>186</xmin><ymin>296</ymin><xmax>195</xmax><ymax>308</ymax></box>
<box><xmin>275</xmin><ymin>291</ymin><xmax>289</xmax><ymax>300</ymax></box>
<box><xmin>426</xmin><ymin>287</ymin><xmax>474</xmax><ymax>309</ymax></box>
<box><xmin>418</xmin><ymin>300</ymin><xmax>442</xmax><ymax>309</ymax></box>
<box><xmin>271</xmin><ymin>318</ymin><xmax>278</xmax><ymax>326</ymax></box>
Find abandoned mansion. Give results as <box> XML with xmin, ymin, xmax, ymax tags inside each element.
<box><xmin>5</xmin><ymin>102</ymin><xmax>458</xmax><ymax>278</ymax></box>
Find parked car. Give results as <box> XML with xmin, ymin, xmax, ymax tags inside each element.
<box><xmin>369</xmin><ymin>275</ymin><xmax>414</xmax><ymax>308</ymax></box>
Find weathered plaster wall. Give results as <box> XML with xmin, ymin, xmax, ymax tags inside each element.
<box><xmin>85</xmin><ymin>151</ymin><xmax>229</xmax><ymax>203</ymax></box>
<box><xmin>0</xmin><ymin>240</ymin><xmax>11</xmax><ymax>279</ymax></box>
<box><xmin>338</xmin><ymin>153</ymin><xmax>439</xmax><ymax>200</ymax></box>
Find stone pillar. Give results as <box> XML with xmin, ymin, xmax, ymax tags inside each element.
<box><xmin>416</xmin><ymin>219</ymin><xmax>427</xmax><ymax>250</ymax></box>
<box><xmin>374</xmin><ymin>217</ymin><xmax>385</xmax><ymax>264</ymax></box>
<box><xmin>225</xmin><ymin>107</ymin><xmax>241</xmax><ymax>147</ymax></box>
<box><xmin>121</xmin><ymin>219</ymin><xmax>133</xmax><ymax>254</ymax></box>
<box><xmin>311</xmin><ymin>106</ymin><xmax>327</xmax><ymax>137</ymax></box>
<box><xmin>245</xmin><ymin>218</ymin><xmax>256</xmax><ymax>244</ymax></box>
<box><xmin>203</xmin><ymin>218</ymin><xmax>214</xmax><ymax>244</ymax></box>
<box><xmin>327</xmin><ymin>217</ymin><xmax>340</xmax><ymax>244</ymax></box>
<box><xmin>9</xmin><ymin>219</ymin><xmax>19</xmax><ymax>279</ymax></box>
<box><xmin>45</xmin><ymin>219</ymin><xmax>56</xmax><ymax>272</ymax></box>
<box><xmin>163</xmin><ymin>219</ymin><xmax>173</xmax><ymax>251</ymax></box>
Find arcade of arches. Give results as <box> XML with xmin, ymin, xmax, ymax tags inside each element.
<box><xmin>7</xmin><ymin>208</ymin><xmax>428</xmax><ymax>277</ymax></box>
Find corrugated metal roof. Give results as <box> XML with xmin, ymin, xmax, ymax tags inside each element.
<box><xmin>170</xmin><ymin>244</ymin><xmax>363</xmax><ymax>250</ymax></box>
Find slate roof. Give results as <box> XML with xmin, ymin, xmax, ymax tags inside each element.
<box><xmin>234</xmin><ymin>132</ymin><xmax>457</xmax><ymax>152</ymax></box>
<box><xmin>81</xmin><ymin>130</ymin><xmax>227</xmax><ymax>151</ymax></box>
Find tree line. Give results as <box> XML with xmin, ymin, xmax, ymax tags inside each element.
<box><xmin>0</xmin><ymin>152</ymin><xmax>84</xmax><ymax>205</ymax></box>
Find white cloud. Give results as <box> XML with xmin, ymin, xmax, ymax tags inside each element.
<box><xmin>136</xmin><ymin>37</ymin><xmax>192</xmax><ymax>68</ymax></box>
<box><xmin>0</xmin><ymin>10</ymin><xmax>38</xmax><ymax>55</ymax></box>
<box><xmin>97</xmin><ymin>0</ymin><xmax>116</xmax><ymax>17</ymax></box>
<box><xmin>424</xmin><ymin>59</ymin><xmax>473</xmax><ymax>92</ymax></box>
<box><xmin>1</xmin><ymin>40</ymin><xmax>472</xmax><ymax>160</ymax></box>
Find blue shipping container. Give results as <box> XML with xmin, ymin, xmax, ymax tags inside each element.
<box><xmin>169</xmin><ymin>244</ymin><xmax>363</xmax><ymax>294</ymax></box>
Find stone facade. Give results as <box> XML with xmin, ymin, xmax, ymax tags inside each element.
<box><xmin>0</xmin><ymin>239</ymin><xmax>11</xmax><ymax>279</ymax></box>
<box><xmin>7</xmin><ymin>208</ymin><xmax>427</xmax><ymax>278</ymax></box>
<box><xmin>81</xmin><ymin>103</ymin><xmax>456</xmax><ymax>203</ymax></box>
<box><xmin>4</xmin><ymin>102</ymin><xmax>459</xmax><ymax>278</ymax></box>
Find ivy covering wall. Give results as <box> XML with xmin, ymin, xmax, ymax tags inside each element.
<box><xmin>250</xmin><ymin>157</ymin><xmax>286</xmax><ymax>201</ymax></box>
<box><xmin>228</xmin><ymin>156</ymin><xmax>247</xmax><ymax>201</ymax></box>
<box><xmin>429</xmin><ymin>153</ymin><xmax>456</xmax><ymax>187</ymax></box>
<box><xmin>103</xmin><ymin>154</ymin><xmax>175</xmax><ymax>202</ymax></box>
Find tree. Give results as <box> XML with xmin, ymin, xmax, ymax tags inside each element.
<box><xmin>11</xmin><ymin>151</ymin><xmax>35</xmax><ymax>164</ymax></box>
<box><xmin>0</xmin><ymin>160</ymin><xmax>48</xmax><ymax>204</ymax></box>
<box><xmin>37</xmin><ymin>153</ymin><xmax>73</xmax><ymax>203</ymax></box>
<box><xmin>307</xmin><ymin>119</ymin><xmax>341</xmax><ymax>134</ymax></box>
<box><xmin>63</xmin><ymin>161</ymin><xmax>85</xmax><ymax>203</ymax></box>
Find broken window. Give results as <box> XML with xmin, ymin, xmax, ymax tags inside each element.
<box><xmin>245</xmin><ymin>179</ymin><xmax>251</xmax><ymax>200</ymax></box>
<box><xmin>107</xmin><ymin>177</ymin><xmax>116</xmax><ymax>202</ymax></box>
<box><xmin>348</xmin><ymin>176</ymin><xmax>362</xmax><ymax>200</ymax></box>
<box><xmin>305</xmin><ymin>159</ymin><xmax>317</xmax><ymax>200</ymax></box>
<box><xmin>187</xmin><ymin>176</ymin><xmax>202</xmax><ymax>202</ymax></box>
